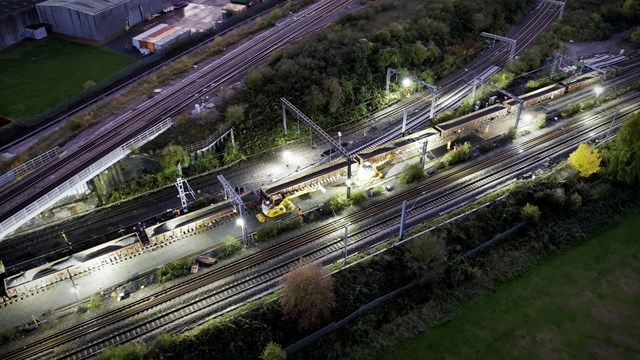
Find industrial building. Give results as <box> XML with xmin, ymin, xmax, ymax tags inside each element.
<box><xmin>0</xmin><ymin>0</ymin><xmax>41</xmax><ymax>48</ymax></box>
<box><xmin>36</xmin><ymin>0</ymin><xmax>167</xmax><ymax>42</ymax></box>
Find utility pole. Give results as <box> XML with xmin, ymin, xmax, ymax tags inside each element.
<box><xmin>67</xmin><ymin>268</ymin><xmax>80</xmax><ymax>302</ymax></box>
<box><xmin>402</xmin><ymin>108</ymin><xmax>407</xmax><ymax>136</ymax></box>
<box><xmin>175</xmin><ymin>162</ymin><xmax>195</xmax><ymax>214</ymax></box>
<box><xmin>343</xmin><ymin>224</ymin><xmax>349</xmax><ymax>266</ymax></box>
<box><xmin>480</xmin><ymin>32</ymin><xmax>517</xmax><ymax>62</ymax></box>
<box><xmin>605</xmin><ymin>108</ymin><xmax>621</xmax><ymax>140</ymax></box>
<box><xmin>386</xmin><ymin>68</ymin><xmax>438</xmax><ymax>120</ymax></box>
<box><xmin>420</xmin><ymin>139</ymin><xmax>429</xmax><ymax>167</ymax></box>
<box><xmin>217</xmin><ymin>175</ymin><xmax>248</xmax><ymax>244</ymax></box>
<box><xmin>471</xmin><ymin>77</ymin><xmax>524</xmax><ymax>130</ymax></box>
<box><xmin>398</xmin><ymin>200</ymin><xmax>408</xmax><ymax>242</ymax></box>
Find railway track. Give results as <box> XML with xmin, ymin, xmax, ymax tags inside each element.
<box><xmin>0</xmin><ymin>1</ymin><xmax>304</xmax><ymax>154</ymax></box>
<box><xmin>344</xmin><ymin>2</ymin><xmax>562</xmax><ymax>156</ymax></box>
<box><xmin>4</xmin><ymin>83</ymin><xmax>637</xmax><ymax>360</ymax></box>
<box><xmin>0</xmin><ymin>0</ymin><xmax>606</xmax><ymax>274</ymax></box>
<box><xmin>0</xmin><ymin>0</ymin><xmax>559</xmax><ymax>246</ymax></box>
<box><xmin>0</xmin><ymin>0</ymin><xmax>354</xmax><ymax>226</ymax></box>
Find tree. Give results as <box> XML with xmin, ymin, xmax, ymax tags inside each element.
<box><xmin>630</xmin><ymin>27</ymin><xmax>640</xmax><ymax>44</ymax></box>
<box><xmin>279</xmin><ymin>262</ymin><xmax>335</xmax><ymax>330</ymax></box>
<box><xmin>400</xmin><ymin>162</ymin><xmax>425</xmax><ymax>184</ymax></box>
<box><xmin>261</xmin><ymin>342</ymin><xmax>287</xmax><ymax>360</ymax></box>
<box><xmin>606</xmin><ymin>112</ymin><xmax>640</xmax><ymax>185</ymax></box>
<box><xmin>404</xmin><ymin>233</ymin><xmax>447</xmax><ymax>284</ymax></box>
<box><xmin>521</xmin><ymin>203</ymin><xmax>541</xmax><ymax>222</ymax></box>
<box><xmin>225</xmin><ymin>104</ymin><xmax>245</xmax><ymax>123</ymax></box>
<box><xmin>569</xmin><ymin>143</ymin><xmax>602</xmax><ymax>177</ymax></box>
<box><xmin>157</xmin><ymin>145</ymin><xmax>189</xmax><ymax>171</ymax></box>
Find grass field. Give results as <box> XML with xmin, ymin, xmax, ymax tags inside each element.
<box><xmin>383</xmin><ymin>210</ymin><xmax>640</xmax><ymax>360</ymax></box>
<box><xmin>0</xmin><ymin>38</ymin><xmax>137</xmax><ymax>122</ymax></box>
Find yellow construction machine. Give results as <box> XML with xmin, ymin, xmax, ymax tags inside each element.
<box><xmin>255</xmin><ymin>185</ymin><xmax>326</xmax><ymax>223</ymax></box>
<box><xmin>356</xmin><ymin>155</ymin><xmax>393</xmax><ymax>184</ymax></box>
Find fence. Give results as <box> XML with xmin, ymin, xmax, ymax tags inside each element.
<box><xmin>183</xmin><ymin>127</ymin><xmax>235</xmax><ymax>157</ymax></box>
<box><xmin>0</xmin><ymin>147</ymin><xmax>59</xmax><ymax>187</ymax></box>
<box><xmin>0</xmin><ymin>119</ymin><xmax>172</xmax><ymax>240</ymax></box>
<box><xmin>284</xmin><ymin>282</ymin><xmax>416</xmax><ymax>353</ymax></box>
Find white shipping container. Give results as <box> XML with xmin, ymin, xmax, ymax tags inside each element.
<box><xmin>132</xmin><ymin>23</ymin><xmax>169</xmax><ymax>49</ymax></box>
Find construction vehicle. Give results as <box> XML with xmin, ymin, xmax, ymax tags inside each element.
<box><xmin>355</xmin><ymin>155</ymin><xmax>393</xmax><ymax>184</ymax></box>
<box><xmin>255</xmin><ymin>185</ymin><xmax>325</xmax><ymax>223</ymax></box>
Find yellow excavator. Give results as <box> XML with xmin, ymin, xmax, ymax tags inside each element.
<box><xmin>355</xmin><ymin>155</ymin><xmax>393</xmax><ymax>184</ymax></box>
<box><xmin>255</xmin><ymin>185</ymin><xmax>326</xmax><ymax>223</ymax></box>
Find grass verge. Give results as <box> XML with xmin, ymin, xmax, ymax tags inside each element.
<box><xmin>382</xmin><ymin>209</ymin><xmax>640</xmax><ymax>359</ymax></box>
<box><xmin>0</xmin><ymin>38</ymin><xmax>136</xmax><ymax>121</ymax></box>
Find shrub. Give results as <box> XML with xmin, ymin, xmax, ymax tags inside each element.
<box><xmin>279</xmin><ymin>262</ymin><xmax>335</xmax><ymax>330</ymax></box>
<box><xmin>156</xmin><ymin>260</ymin><xmax>191</xmax><ymax>283</ymax></box>
<box><xmin>94</xmin><ymin>343</ymin><xmax>147</xmax><ymax>360</ymax></box>
<box><xmin>88</xmin><ymin>294</ymin><xmax>103</xmax><ymax>310</ymax></box>
<box><xmin>521</xmin><ymin>203</ymin><xmax>541</xmax><ymax>222</ymax></box>
<box><xmin>324</xmin><ymin>194</ymin><xmax>348</xmax><ymax>214</ymax></box>
<box><xmin>400</xmin><ymin>163</ymin><xmax>425</xmax><ymax>184</ymax></box>
<box><xmin>218</xmin><ymin>237</ymin><xmax>243</xmax><ymax>259</ymax></box>
<box><xmin>256</xmin><ymin>223</ymin><xmax>279</xmax><ymax>242</ymax></box>
<box><xmin>569</xmin><ymin>193</ymin><xmax>582</xmax><ymax>210</ymax></box>
<box><xmin>261</xmin><ymin>342</ymin><xmax>287</xmax><ymax>360</ymax></box>
<box><xmin>350</xmin><ymin>190</ymin><xmax>367</xmax><ymax>206</ymax></box>
<box><xmin>157</xmin><ymin>145</ymin><xmax>190</xmax><ymax>171</ymax></box>
<box><xmin>435</xmin><ymin>110</ymin><xmax>454</xmax><ymax>124</ymax></box>
<box><xmin>404</xmin><ymin>233</ymin><xmax>447</xmax><ymax>284</ymax></box>
<box><xmin>535</xmin><ymin>116</ymin><xmax>546</xmax><ymax>130</ymax></box>
<box><xmin>442</xmin><ymin>142</ymin><xmax>472</xmax><ymax>167</ymax></box>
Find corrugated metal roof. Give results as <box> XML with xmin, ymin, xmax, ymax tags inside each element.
<box><xmin>37</xmin><ymin>0</ymin><xmax>127</xmax><ymax>15</ymax></box>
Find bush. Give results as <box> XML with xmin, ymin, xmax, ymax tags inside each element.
<box><xmin>442</xmin><ymin>142</ymin><xmax>472</xmax><ymax>167</ymax></box>
<box><xmin>324</xmin><ymin>194</ymin><xmax>348</xmax><ymax>214</ymax></box>
<box><xmin>156</xmin><ymin>260</ymin><xmax>191</xmax><ymax>283</ymax></box>
<box><xmin>279</xmin><ymin>262</ymin><xmax>335</xmax><ymax>330</ymax></box>
<box><xmin>94</xmin><ymin>343</ymin><xmax>147</xmax><ymax>360</ymax></box>
<box><xmin>157</xmin><ymin>145</ymin><xmax>190</xmax><ymax>171</ymax></box>
<box><xmin>404</xmin><ymin>233</ymin><xmax>447</xmax><ymax>284</ymax></box>
<box><xmin>261</xmin><ymin>342</ymin><xmax>287</xmax><ymax>360</ymax></box>
<box><xmin>256</xmin><ymin>223</ymin><xmax>279</xmax><ymax>242</ymax></box>
<box><xmin>350</xmin><ymin>190</ymin><xmax>367</xmax><ymax>206</ymax></box>
<box><xmin>521</xmin><ymin>203</ymin><xmax>541</xmax><ymax>222</ymax></box>
<box><xmin>400</xmin><ymin>163</ymin><xmax>425</xmax><ymax>184</ymax></box>
<box><xmin>569</xmin><ymin>193</ymin><xmax>582</xmax><ymax>210</ymax></box>
<box><xmin>218</xmin><ymin>237</ymin><xmax>243</xmax><ymax>259</ymax></box>
<box><xmin>88</xmin><ymin>294</ymin><xmax>104</xmax><ymax>310</ymax></box>
<box><xmin>535</xmin><ymin>116</ymin><xmax>546</xmax><ymax>130</ymax></box>
<box><xmin>435</xmin><ymin>110</ymin><xmax>454</xmax><ymax>124</ymax></box>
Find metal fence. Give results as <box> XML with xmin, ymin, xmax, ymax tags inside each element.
<box><xmin>183</xmin><ymin>127</ymin><xmax>234</xmax><ymax>156</ymax></box>
<box><xmin>0</xmin><ymin>147</ymin><xmax>59</xmax><ymax>187</ymax></box>
<box><xmin>284</xmin><ymin>282</ymin><xmax>417</xmax><ymax>353</ymax></box>
<box><xmin>0</xmin><ymin>119</ymin><xmax>172</xmax><ymax>240</ymax></box>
